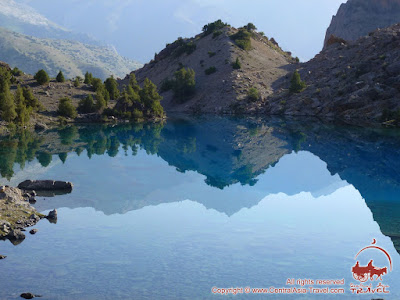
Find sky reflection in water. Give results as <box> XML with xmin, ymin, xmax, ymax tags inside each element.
<box><xmin>0</xmin><ymin>117</ymin><xmax>399</xmax><ymax>299</ymax></box>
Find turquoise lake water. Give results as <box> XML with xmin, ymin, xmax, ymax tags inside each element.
<box><xmin>0</xmin><ymin>116</ymin><xmax>400</xmax><ymax>299</ymax></box>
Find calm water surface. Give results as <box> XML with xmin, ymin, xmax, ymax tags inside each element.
<box><xmin>0</xmin><ymin>116</ymin><xmax>400</xmax><ymax>299</ymax></box>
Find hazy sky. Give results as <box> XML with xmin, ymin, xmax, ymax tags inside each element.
<box><xmin>21</xmin><ymin>0</ymin><xmax>346</xmax><ymax>63</ymax></box>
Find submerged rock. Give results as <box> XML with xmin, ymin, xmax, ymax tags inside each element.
<box><xmin>18</xmin><ymin>180</ymin><xmax>73</xmax><ymax>191</ymax></box>
<box><xmin>20</xmin><ymin>293</ymin><xmax>42</xmax><ymax>299</ymax></box>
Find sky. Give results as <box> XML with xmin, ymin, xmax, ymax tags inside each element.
<box><xmin>20</xmin><ymin>0</ymin><xmax>347</xmax><ymax>63</ymax></box>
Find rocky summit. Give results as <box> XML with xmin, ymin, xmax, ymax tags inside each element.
<box><xmin>324</xmin><ymin>0</ymin><xmax>400</xmax><ymax>48</ymax></box>
<box><xmin>120</xmin><ymin>23</ymin><xmax>296</xmax><ymax>115</ymax></box>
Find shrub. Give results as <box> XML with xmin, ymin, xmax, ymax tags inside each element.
<box><xmin>289</xmin><ymin>70</ymin><xmax>306</xmax><ymax>93</ymax></box>
<box><xmin>174</xmin><ymin>39</ymin><xmax>197</xmax><ymax>57</ymax></box>
<box><xmin>202</xmin><ymin>20</ymin><xmax>229</xmax><ymax>36</ymax></box>
<box><xmin>248</xmin><ymin>87</ymin><xmax>260</xmax><ymax>101</ymax></box>
<box><xmin>74</xmin><ymin>77</ymin><xmax>80</xmax><ymax>87</ymax></box>
<box><xmin>232</xmin><ymin>57</ymin><xmax>241</xmax><ymax>69</ymax></box>
<box><xmin>208</xmin><ymin>51</ymin><xmax>216</xmax><ymax>57</ymax></box>
<box><xmin>212</xmin><ymin>31</ymin><xmax>222</xmax><ymax>39</ymax></box>
<box><xmin>160</xmin><ymin>78</ymin><xmax>174</xmax><ymax>92</ymax></box>
<box><xmin>245</xmin><ymin>23</ymin><xmax>257</xmax><ymax>31</ymax></box>
<box><xmin>78</xmin><ymin>95</ymin><xmax>95</xmax><ymax>113</ymax></box>
<box><xmin>91</xmin><ymin>78</ymin><xmax>103</xmax><ymax>91</ymax></box>
<box><xmin>231</xmin><ymin>29</ymin><xmax>252</xmax><ymax>51</ymax></box>
<box><xmin>56</xmin><ymin>70</ymin><xmax>65</xmax><ymax>83</ymax></box>
<box><xmin>172</xmin><ymin>68</ymin><xmax>196</xmax><ymax>103</ymax></box>
<box><xmin>205</xmin><ymin>66</ymin><xmax>217</xmax><ymax>75</ymax></box>
<box><xmin>58</xmin><ymin>97</ymin><xmax>77</xmax><ymax>118</ymax></box>
<box><xmin>11</xmin><ymin>67</ymin><xmax>22</xmax><ymax>76</ymax></box>
<box><xmin>34</xmin><ymin>69</ymin><xmax>50</xmax><ymax>85</ymax></box>
<box><xmin>132</xmin><ymin>109</ymin><xmax>143</xmax><ymax>120</ymax></box>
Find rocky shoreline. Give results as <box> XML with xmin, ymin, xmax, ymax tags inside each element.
<box><xmin>0</xmin><ymin>181</ymin><xmax>69</xmax><ymax>246</ymax></box>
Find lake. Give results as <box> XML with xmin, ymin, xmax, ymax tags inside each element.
<box><xmin>0</xmin><ymin>116</ymin><xmax>400</xmax><ymax>299</ymax></box>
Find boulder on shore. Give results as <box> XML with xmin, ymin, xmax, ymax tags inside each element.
<box><xmin>18</xmin><ymin>180</ymin><xmax>73</xmax><ymax>191</ymax></box>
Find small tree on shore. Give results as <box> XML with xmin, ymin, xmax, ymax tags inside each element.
<box><xmin>289</xmin><ymin>70</ymin><xmax>306</xmax><ymax>93</ymax></box>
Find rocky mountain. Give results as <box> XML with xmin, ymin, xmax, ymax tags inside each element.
<box><xmin>0</xmin><ymin>27</ymin><xmax>141</xmax><ymax>80</ymax></box>
<box><xmin>324</xmin><ymin>0</ymin><xmax>400</xmax><ymax>48</ymax></box>
<box><xmin>269</xmin><ymin>24</ymin><xmax>400</xmax><ymax>123</ymax></box>
<box><xmin>0</xmin><ymin>0</ymin><xmax>98</xmax><ymax>45</ymax></box>
<box><xmin>121</xmin><ymin>23</ymin><xmax>296</xmax><ymax>114</ymax></box>
<box><xmin>0</xmin><ymin>0</ymin><xmax>141</xmax><ymax>79</ymax></box>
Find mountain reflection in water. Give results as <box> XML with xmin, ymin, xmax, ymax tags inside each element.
<box><xmin>0</xmin><ymin>116</ymin><xmax>399</xmax><ymax>254</ymax></box>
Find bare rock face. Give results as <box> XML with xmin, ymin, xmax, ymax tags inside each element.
<box><xmin>324</xmin><ymin>0</ymin><xmax>400</xmax><ymax>48</ymax></box>
<box><xmin>269</xmin><ymin>24</ymin><xmax>400</xmax><ymax>122</ymax></box>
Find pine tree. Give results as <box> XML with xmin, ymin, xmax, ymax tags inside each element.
<box><xmin>74</xmin><ymin>77</ymin><xmax>80</xmax><ymax>87</ymax></box>
<box><xmin>22</xmin><ymin>87</ymin><xmax>41</xmax><ymax>110</ymax></box>
<box><xmin>129</xmin><ymin>73</ymin><xmax>140</xmax><ymax>92</ymax></box>
<box><xmin>289</xmin><ymin>70</ymin><xmax>306</xmax><ymax>93</ymax></box>
<box><xmin>14</xmin><ymin>86</ymin><xmax>30</xmax><ymax>124</ymax></box>
<box><xmin>84</xmin><ymin>72</ymin><xmax>93</xmax><ymax>84</ymax></box>
<box><xmin>56</xmin><ymin>71</ymin><xmax>65</xmax><ymax>83</ymax></box>
<box><xmin>140</xmin><ymin>78</ymin><xmax>163</xmax><ymax>117</ymax></box>
<box><xmin>95</xmin><ymin>91</ymin><xmax>106</xmax><ymax>111</ymax></box>
<box><xmin>78</xmin><ymin>95</ymin><xmax>95</xmax><ymax>113</ymax></box>
<box><xmin>104</xmin><ymin>76</ymin><xmax>120</xmax><ymax>100</ymax></box>
<box><xmin>0</xmin><ymin>81</ymin><xmax>17</xmax><ymax>122</ymax></box>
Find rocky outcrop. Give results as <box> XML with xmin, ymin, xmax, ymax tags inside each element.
<box><xmin>18</xmin><ymin>180</ymin><xmax>73</xmax><ymax>191</ymax></box>
<box><xmin>324</xmin><ymin>0</ymin><xmax>400</xmax><ymax>48</ymax></box>
<box><xmin>0</xmin><ymin>186</ymin><xmax>45</xmax><ymax>243</ymax></box>
<box><xmin>269</xmin><ymin>24</ymin><xmax>400</xmax><ymax>122</ymax></box>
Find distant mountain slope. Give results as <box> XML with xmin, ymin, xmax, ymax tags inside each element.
<box><xmin>121</xmin><ymin>25</ymin><xmax>295</xmax><ymax>114</ymax></box>
<box><xmin>324</xmin><ymin>0</ymin><xmax>400</xmax><ymax>48</ymax></box>
<box><xmin>0</xmin><ymin>27</ymin><xmax>141</xmax><ymax>80</ymax></box>
<box><xmin>0</xmin><ymin>0</ymin><xmax>98</xmax><ymax>45</ymax></box>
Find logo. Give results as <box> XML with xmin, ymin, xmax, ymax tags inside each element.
<box><xmin>349</xmin><ymin>239</ymin><xmax>392</xmax><ymax>295</ymax></box>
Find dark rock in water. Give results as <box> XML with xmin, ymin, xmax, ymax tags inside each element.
<box><xmin>0</xmin><ymin>255</ymin><xmax>6</xmax><ymax>259</ymax></box>
<box><xmin>20</xmin><ymin>293</ymin><xmax>42</xmax><ymax>299</ymax></box>
<box><xmin>29</xmin><ymin>197</ymin><xmax>37</xmax><ymax>204</ymax></box>
<box><xmin>18</xmin><ymin>180</ymin><xmax>73</xmax><ymax>191</ymax></box>
<box><xmin>29</xmin><ymin>229</ymin><xmax>38</xmax><ymax>235</ymax></box>
<box><xmin>47</xmin><ymin>209</ymin><xmax>58</xmax><ymax>223</ymax></box>
<box><xmin>7</xmin><ymin>229</ymin><xmax>25</xmax><ymax>241</ymax></box>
